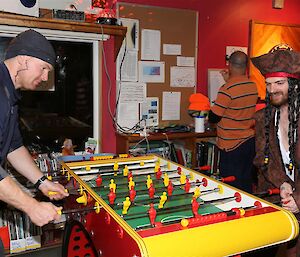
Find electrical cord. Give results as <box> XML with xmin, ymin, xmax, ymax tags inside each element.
<box><xmin>100</xmin><ymin>25</ymin><xmax>143</xmax><ymax>134</ymax></box>
<box><xmin>162</xmin><ymin>132</ymin><xmax>172</xmax><ymax>160</ymax></box>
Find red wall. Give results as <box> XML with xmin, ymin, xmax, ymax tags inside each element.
<box><xmin>102</xmin><ymin>0</ymin><xmax>300</xmax><ymax>153</ymax></box>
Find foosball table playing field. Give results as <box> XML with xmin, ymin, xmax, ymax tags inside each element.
<box><xmin>58</xmin><ymin>154</ymin><xmax>299</xmax><ymax>257</ymax></box>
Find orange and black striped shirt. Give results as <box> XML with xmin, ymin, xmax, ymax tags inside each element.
<box><xmin>211</xmin><ymin>75</ymin><xmax>258</xmax><ymax>151</ymax></box>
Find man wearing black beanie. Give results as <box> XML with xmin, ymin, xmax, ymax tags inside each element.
<box><xmin>0</xmin><ymin>29</ymin><xmax>68</xmax><ymax>253</ymax></box>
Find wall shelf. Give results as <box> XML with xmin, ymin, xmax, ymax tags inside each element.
<box><xmin>116</xmin><ymin>131</ymin><xmax>217</xmax><ymax>168</ymax></box>
<box><xmin>0</xmin><ymin>11</ymin><xmax>127</xmax><ymax>61</ymax></box>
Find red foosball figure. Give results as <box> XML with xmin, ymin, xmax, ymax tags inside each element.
<box><xmin>127</xmin><ymin>171</ymin><xmax>133</xmax><ymax>182</ymax></box>
<box><xmin>129</xmin><ymin>186</ymin><xmax>137</xmax><ymax>202</ymax></box>
<box><xmin>108</xmin><ymin>188</ymin><xmax>116</xmax><ymax>205</ymax></box>
<box><xmin>148</xmin><ymin>203</ymin><xmax>157</xmax><ymax>226</ymax></box>
<box><xmin>96</xmin><ymin>175</ymin><xmax>102</xmax><ymax>187</ymax></box>
<box><xmin>155</xmin><ymin>168</ymin><xmax>162</xmax><ymax>179</ymax></box>
<box><xmin>148</xmin><ymin>183</ymin><xmax>155</xmax><ymax>199</ymax></box>
<box><xmin>184</xmin><ymin>178</ymin><xmax>191</xmax><ymax>193</ymax></box>
<box><xmin>167</xmin><ymin>182</ymin><xmax>173</xmax><ymax>196</ymax></box>
<box><xmin>192</xmin><ymin>197</ymin><xmax>200</xmax><ymax>217</ymax></box>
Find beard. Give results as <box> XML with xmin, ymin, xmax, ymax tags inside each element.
<box><xmin>269</xmin><ymin>92</ymin><xmax>288</xmax><ymax>107</ymax></box>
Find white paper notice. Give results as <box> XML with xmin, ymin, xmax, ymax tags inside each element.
<box><xmin>170</xmin><ymin>66</ymin><xmax>195</xmax><ymax>87</ymax></box>
<box><xmin>118</xmin><ymin>82</ymin><xmax>146</xmax><ymax>103</ymax></box>
<box><xmin>141</xmin><ymin>29</ymin><xmax>161</xmax><ymax>61</ymax></box>
<box><xmin>226</xmin><ymin>46</ymin><xmax>248</xmax><ymax>59</ymax></box>
<box><xmin>119</xmin><ymin>18</ymin><xmax>139</xmax><ymax>50</ymax></box>
<box><xmin>116</xmin><ymin>48</ymin><xmax>138</xmax><ymax>82</ymax></box>
<box><xmin>208</xmin><ymin>69</ymin><xmax>226</xmax><ymax>103</ymax></box>
<box><xmin>163</xmin><ymin>44</ymin><xmax>181</xmax><ymax>55</ymax></box>
<box><xmin>177</xmin><ymin>56</ymin><xmax>195</xmax><ymax>67</ymax></box>
<box><xmin>140</xmin><ymin>97</ymin><xmax>159</xmax><ymax>127</ymax></box>
<box><xmin>162</xmin><ymin>92</ymin><xmax>181</xmax><ymax>121</ymax></box>
<box><xmin>117</xmin><ymin>102</ymin><xmax>139</xmax><ymax>130</ymax></box>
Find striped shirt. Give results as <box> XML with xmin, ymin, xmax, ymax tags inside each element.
<box><xmin>211</xmin><ymin>75</ymin><xmax>258</xmax><ymax>151</ymax></box>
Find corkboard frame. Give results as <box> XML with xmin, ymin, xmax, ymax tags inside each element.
<box><xmin>117</xmin><ymin>2</ymin><xmax>198</xmax><ymax>126</ymax></box>
<box><xmin>249</xmin><ymin>20</ymin><xmax>300</xmax><ymax>99</ymax></box>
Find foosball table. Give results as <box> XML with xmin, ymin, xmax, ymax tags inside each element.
<box><xmin>58</xmin><ymin>155</ymin><xmax>299</xmax><ymax>257</ymax></box>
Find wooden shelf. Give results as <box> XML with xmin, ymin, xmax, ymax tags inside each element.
<box><xmin>116</xmin><ymin>131</ymin><xmax>216</xmax><ymax>167</ymax></box>
<box><xmin>0</xmin><ymin>11</ymin><xmax>127</xmax><ymax>61</ymax></box>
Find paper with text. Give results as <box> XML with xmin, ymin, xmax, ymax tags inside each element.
<box><xmin>170</xmin><ymin>67</ymin><xmax>195</xmax><ymax>87</ymax></box>
<box><xmin>163</xmin><ymin>44</ymin><xmax>181</xmax><ymax>55</ymax></box>
<box><xmin>162</xmin><ymin>92</ymin><xmax>181</xmax><ymax>120</ymax></box>
<box><xmin>117</xmin><ymin>49</ymin><xmax>138</xmax><ymax>82</ymax></box>
<box><xmin>117</xmin><ymin>102</ymin><xmax>140</xmax><ymax>130</ymax></box>
<box><xmin>140</xmin><ymin>97</ymin><xmax>159</xmax><ymax>127</ymax></box>
<box><xmin>177</xmin><ymin>56</ymin><xmax>195</xmax><ymax>67</ymax></box>
<box><xmin>118</xmin><ymin>82</ymin><xmax>146</xmax><ymax>103</ymax></box>
<box><xmin>208</xmin><ymin>69</ymin><xmax>226</xmax><ymax>103</ymax></box>
<box><xmin>141</xmin><ymin>29</ymin><xmax>161</xmax><ymax>61</ymax></box>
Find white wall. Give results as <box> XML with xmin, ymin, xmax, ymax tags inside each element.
<box><xmin>0</xmin><ymin>0</ymin><xmax>39</xmax><ymax>17</ymax></box>
<box><xmin>39</xmin><ymin>0</ymin><xmax>99</xmax><ymax>14</ymax></box>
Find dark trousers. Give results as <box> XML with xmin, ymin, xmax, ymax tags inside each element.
<box><xmin>0</xmin><ymin>239</ymin><xmax>4</xmax><ymax>257</ymax></box>
<box><xmin>219</xmin><ymin>137</ymin><xmax>255</xmax><ymax>193</ymax></box>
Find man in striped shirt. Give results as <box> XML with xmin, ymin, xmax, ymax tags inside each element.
<box><xmin>208</xmin><ymin>51</ymin><xmax>258</xmax><ymax>193</ymax></box>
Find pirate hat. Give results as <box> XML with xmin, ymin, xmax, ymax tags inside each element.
<box><xmin>251</xmin><ymin>44</ymin><xmax>300</xmax><ymax>79</ymax></box>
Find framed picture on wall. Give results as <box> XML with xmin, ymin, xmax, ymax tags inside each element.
<box><xmin>138</xmin><ymin>61</ymin><xmax>165</xmax><ymax>83</ymax></box>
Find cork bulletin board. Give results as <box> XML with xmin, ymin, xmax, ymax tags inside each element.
<box><xmin>117</xmin><ymin>2</ymin><xmax>198</xmax><ymax>126</ymax></box>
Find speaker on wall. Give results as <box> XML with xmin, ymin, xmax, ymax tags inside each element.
<box><xmin>0</xmin><ymin>0</ymin><xmax>39</xmax><ymax>17</ymax></box>
<box><xmin>273</xmin><ymin>0</ymin><xmax>284</xmax><ymax>9</ymax></box>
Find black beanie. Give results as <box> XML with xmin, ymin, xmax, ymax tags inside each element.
<box><xmin>5</xmin><ymin>29</ymin><xmax>56</xmax><ymax>66</ymax></box>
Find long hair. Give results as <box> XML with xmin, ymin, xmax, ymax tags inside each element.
<box><xmin>263</xmin><ymin>77</ymin><xmax>300</xmax><ymax>172</ymax></box>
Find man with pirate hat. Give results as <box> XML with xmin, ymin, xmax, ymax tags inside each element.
<box><xmin>251</xmin><ymin>45</ymin><xmax>300</xmax><ymax>256</ymax></box>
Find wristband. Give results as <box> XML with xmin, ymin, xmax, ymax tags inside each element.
<box><xmin>34</xmin><ymin>175</ymin><xmax>48</xmax><ymax>189</ymax></box>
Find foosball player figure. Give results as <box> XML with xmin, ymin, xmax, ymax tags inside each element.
<box><xmin>189</xmin><ymin>171</ymin><xmax>195</xmax><ymax>181</ymax></box>
<box><xmin>191</xmin><ymin>197</ymin><xmax>200</xmax><ymax>217</ymax></box>
<box><xmin>109</xmin><ymin>179</ymin><xmax>116</xmax><ymax>193</ymax></box>
<box><xmin>123</xmin><ymin>165</ymin><xmax>129</xmax><ymax>176</ymax></box>
<box><xmin>193</xmin><ymin>187</ymin><xmax>201</xmax><ymax>198</ymax></box>
<box><xmin>148</xmin><ymin>203</ymin><xmax>157</xmax><ymax>227</ymax></box>
<box><xmin>184</xmin><ymin>178</ymin><xmax>191</xmax><ymax>193</ymax></box>
<box><xmin>158</xmin><ymin>192</ymin><xmax>167</xmax><ymax>209</ymax></box>
<box><xmin>113</xmin><ymin>162</ymin><xmax>119</xmax><ymax>176</ymax></box>
<box><xmin>122</xmin><ymin>197</ymin><xmax>131</xmax><ymax>215</ymax></box>
<box><xmin>108</xmin><ymin>188</ymin><xmax>116</xmax><ymax>205</ymax></box>
<box><xmin>155</xmin><ymin>168</ymin><xmax>163</xmax><ymax>179</ymax></box>
<box><xmin>149</xmin><ymin>183</ymin><xmax>155</xmax><ymax>199</ymax></box>
<box><xmin>129</xmin><ymin>186</ymin><xmax>136</xmax><ymax>202</ymax></box>
<box><xmin>96</xmin><ymin>175</ymin><xmax>102</xmax><ymax>187</ymax></box>
<box><xmin>177</xmin><ymin>166</ymin><xmax>182</xmax><ymax>174</ymax></box>
<box><xmin>127</xmin><ymin>171</ymin><xmax>133</xmax><ymax>182</ymax></box>
<box><xmin>167</xmin><ymin>181</ymin><xmax>174</xmax><ymax>196</ymax></box>
<box><xmin>146</xmin><ymin>175</ymin><xmax>153</xmax><ymax>189</ymax></box>
<box><xmin>128</xmin><ymin>177</ymin><xmax>135</xmax><ymax>190</ymax></box>
<box><xmin>163</xmin><ymin>173</ymin><xmax>169</xmax><ymax>187</ymax></box>
<box><xmin>180</xmin><ymin>173</ymin><xmax>186</xmax><ymax>185</ymax></box>
<box><xmin>154</xmin><ymin>162</ymin><xmax>160</xmax><ymax>173</ymax></box>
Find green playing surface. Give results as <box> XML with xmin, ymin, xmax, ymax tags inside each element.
<box><xmin>82</xmin><ymin>170</ymin><xmax>223</xmax><ymax>230</ymax></box>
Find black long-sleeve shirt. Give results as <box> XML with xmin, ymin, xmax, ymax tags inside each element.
<box><xmin>0</xmin><ymin>62</ymin><xmax>23</xmax><ymax>180</ymax></box>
